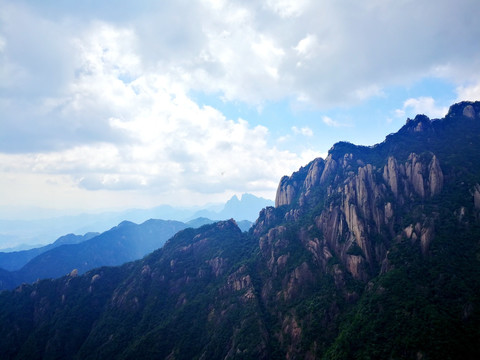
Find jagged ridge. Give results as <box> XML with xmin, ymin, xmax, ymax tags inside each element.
<box><xmin>274</xmin><ymin>101</ymin><xmax>480</xmax><ymax>282</ymax></box>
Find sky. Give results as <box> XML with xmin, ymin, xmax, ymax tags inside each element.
<box><xmin>1</xmin><ymin>0</ymin><xmax>480</xmax><ymax>217</ymax></box>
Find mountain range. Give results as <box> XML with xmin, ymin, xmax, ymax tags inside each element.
<box><xmin>0</xmin><ymin>217</ymin><xmax>254</xmax><ymax>291</ymax></box>
<box><xmin>0</xmin><ymin>101</ymin><xmax>479</xmax><ymax>359</ymax></box>
<box><xmin>0</xmin><ymin>193</ymin><xmax>273</xmax><ymax>251</ymax></box>
<box><xmin>0</xmin><ymin>232</ymin><xmax>100</xmax><ymax>272</ymax></box>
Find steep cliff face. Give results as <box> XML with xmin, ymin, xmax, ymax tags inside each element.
<box><xmin>270</xmin><ymin>100</ymin><xmax>480</xmax><ymax>292</ymax></box>
<box><xmin>254</xmin><ymin>101</ymin><xmax>480</xmax><ymax>358</ymax></box>
<box><xmin>273</xmin><ymin>149</ymin><xmax>446</xmax><ymax>282</ymax></box>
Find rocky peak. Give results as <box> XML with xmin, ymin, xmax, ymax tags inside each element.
<box><xmin>304</xmin><ymin>158</ymin><xmax>325</xmax><ymax>194</ymax></box>
<box><xmin>405</xmin><ymin>114</ymin><xmax>432</xmax><ymax>133</ymax></box>
<box><xmin>275</xmin><ymin>175</ymin><xmax>297</xmax><ymax>207</ymax></box>
<box><xmin>275</xmin><ymin>157</ymin><xmax>328</xmax><ymax>207</ymax></box>
<box><xmin>253</xmin><ymin>206</ymin><xmax>282</xmax><ymax>238</ymax></box>
<box><xmin>273</xmin><ymin>141</ymin><xmax>447</xmax><ymax>281</ymax></box>
<box><xmin>320</xmin><ymin>154</ymin><xmax>337</xmax><ymax>184</ymax></box>
<box><xmin>446</xmin><ymin>101</ymin><xmax>480</xmax><ymax>119</ymax></box>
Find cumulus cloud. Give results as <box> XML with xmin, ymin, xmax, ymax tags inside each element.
<box><xmin>395</xmin><ymin>97</ymin><xmax>449</xmax><ymax>119</ymax></box>
<box><xmin>265</xmin><ymin>0</ymin><xmax>311</xmax><ymax>18</ymax></box>
<box><xmin>1</xmin><ymin>0</ymin><xmax>480</xmax><ymax>208</ymax></box>
<box><xmin>3</xmin><ymin>0</ymin><xmax>480</xmax><ymax>110</ymax></box>
<box><xmin>0</xmin><ymin>19</ymin><xmax>305</xmax><ymax>202</ymax></box>
<box><xmin>456</xmin><ymin>81</ymin><xmax>480</xmax><ymax>102</ymax></box>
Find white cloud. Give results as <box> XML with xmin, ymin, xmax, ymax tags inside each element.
<box><xmin>3</xmin><ymin>1</ymin><xmax>480</xmax><ymax>111</ymax></box>
<box><xmin>0</xmin><ymin>20</ymin><xmax>307</xmax><ymax>207</ymax></box>
<box><xmin>277</xmin><ymin>135</ymin><xmax>290</xmax><ymax>143</ymax></box>
<box><xmin>396</xmin><ymin>97</ymin><xmax>449</xmax><ymax>119</ymax></box>
<box><xmin>294</xmin><ymin>34</ymin><xmax>317</xmax><ymax>56</ymax></box>
<box><xmin>265</xmin><ymin>0</ymin><xmax>311</xmax><ymax>18</ymax></box>
<box><xmin>1</xmin><ymin>0</ymin><xmax>480</xmax><ymax>210</ymax></box>
<box><xmin>300</xmin><ymin>149</ymin><xmax>328</xmax><ymax>163</ymax></box>
<box><xmin>322</xmin><ymin>116</ymin><xmax>346</xmax><ymax>128</ymax></box>
<box><xmin>292</xmin><ymin>126</ymin><xmax>313</xmax><ymax>136</ymax></box>
<box><xmin>394</xmin><ymin>109</ymin><xmax>406</xmax><ymax>118</ymax></box>
<box><xmin>456</xmin><ymin>81</ymin><xmax>480</xmax><ymax>102</ymax></box>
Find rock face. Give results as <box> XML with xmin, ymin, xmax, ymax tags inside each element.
<box><xmin>447</xmin><ymin>100</ymin><xmax>480</xmax><ymax>119</ymax></box>
<box><xmin>383</xmin><ymin>156</ymin><xmax>400</xmax><ymax>197</ymax></box>
<box><xmin>267</xmin><ymin>101</ymin><xmax>479</xmax><ymax>297</ymax></box>
<box><xmin>273</xmin><ymin>149</ymin><xmax>447</xmax><ymax>280</ymax></box>
<box><xmin>406</xmin><ymin>153</ymin><xmax>426</xmax><ymax>198</ymax></box>
<box><xmin>429</xmin><ymin>155</ymin><xmax>444</xmax><ymax>196</ymax></box>
<box><xmin>275</xmin><ymin>177</ymin><xmax>297</xmax><ymax>207</ymax></box>
<box><xmin>463</xmin><ymin>104</ymin><xmax>476</xmax><ymax>118</ymax></box>
<box><xmin>474</xmin><ymin>184</ymin><xmax>480</xmax><ymax>210</ymax></box>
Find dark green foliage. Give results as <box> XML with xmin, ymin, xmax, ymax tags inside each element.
<box><xmin>346</xmin><ymin>241</ymin><xmax>363</xmax><ymax>256</ymax></box>
<box><xmin>75</xmin><ymin>221</ymin><xmax>263</xmax><ymax>360</ymax></box>
<box><xmin>325</xmin><ymin>226</ymin><xmax>480</xmax><ymax>359</ymax></box>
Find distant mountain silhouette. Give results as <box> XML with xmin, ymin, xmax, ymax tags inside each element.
<box><xmin>0</xmin><ymin>194</ymin><xmax>271</xmax><ymax>249</ymax></box>
<box><xmin>0</xmin><ymin>232</ymin><xmax>98</xmax><ymax>271</ymax></box>
<box><xmin>193</xmin><ymin>193</ymin><xmax>273</xmax><ymax>221</ymax></box>
<box><xmin>0</xmin><ymin>219</ymin><xmax>188</xmax><ymax>290</ymax></box>
<box><xmin>0</xmin><ymin>216</ymin><xmax>252</xmax><ymax>291</ymax></box>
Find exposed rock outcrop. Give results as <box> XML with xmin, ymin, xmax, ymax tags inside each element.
<box><xmin>406</xmin><ymin>153</ymin><xmax>425</xmax><ymax>198</ymax></box>
<box><xmin>447</xmin><ymin>101</ymin><xmax>480</xmax><ymax>119</ymax></box>
<box><xmin>474</xmin><ymin>184</ymin><xmax>480</xmax><ymax>210</ymax></box>
<box><xmin>383</xmin><ymin>156</ymin><xmax>400</xmax><ymax>198</ymax></box>
<box><xmin>275</xmin><ymin>177</ymin><xmax>297</xmax><ymax>207</ymax></box>
<box><xmin>428</xmin><ymin>155</ymin><xmax>444</xmax><ymax>196</ymax></box>
<box><xmin>304</xmin><ymin>158</ymin><xmax>325</xmax><ymax>194</ymax></box>
<box><xmin>463</xmin><ymin>104</ymin><xmax>476</xmax><ymax>118</ymax></box>
<box><xmin>320</xmin><ymin>155</ymin><xmax>337</xmax><ymax>185</ymax></box>
<box><xmin>274</xmin><ymin>144</ymin><xmax>446</xmax><ymax>281</ymax></box>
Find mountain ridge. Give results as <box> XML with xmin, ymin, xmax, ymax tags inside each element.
<box><xmin>0</xmin><ymin>232</ymin><xmax>99</xmax><ymax>272</ymax></box>
<box><xmin>0</xmin><ymin>219</ymin><xmax>186</xmax><ymax>290</ymax></box>
<box><xmin>0</xmin><ymin>193</ymin><xmax>271</xmax><ymax>250</ymax></box>
<box><xmin>0</xmin><ymin>216</ymin><xmax>254</xmax><ymax>291</ymax></box>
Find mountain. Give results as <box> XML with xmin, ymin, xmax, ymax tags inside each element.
<box><xmin>0</xmin><ymin>220</ymin><xmax>188</xmax><ymax>291</ymax></box>
<box><xmin>0</xmin><ymin>232</ymin><xmax>99</xmax><ymax>271</ymax></box>
<box><xmin>0</xmin><ymin>194</ymin><xmax>270</xmax><ymax>250</ymax></box>
<box><xmin>236</xmin><ymin>219</ymin><xmax>254</xmax><ymax>232</ymax></box>
<box><xmin>192</xmin><ymin>193</ymin><xmax>274</xmax><ymax>222</ymax></box>
<box><xmin>185</xmin><ymin>217</ymin><xmax>253</xmax><ymax>232</ymax></box>
<box><xmin>0</xmin><ymin>101</ymin><xmax>479</xmax><ymax>359</ymax></box>
<box><xmin>184</xmin><ymin>217</ymin><xmax>215</xmax><ymax>228</ymax></box>
<box><xmin>0</xmin><ymin>217</ymin><xmax>252</xmax><ymax>291</ymax></box>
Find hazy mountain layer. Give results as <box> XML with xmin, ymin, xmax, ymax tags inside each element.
<box><xmin>0</xmin><ymin>194</ymin><xmax>270</xmax><ymax>250</ymax></box>
<box><xmin>0</xmin><ymin>233</ymin><xmax>99</xmax><ymax>271</ymax></box>
<box><xmin>0</xmin><ymin>220</ymin><xmax>187</xmax><ymax>291</ymax></box>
